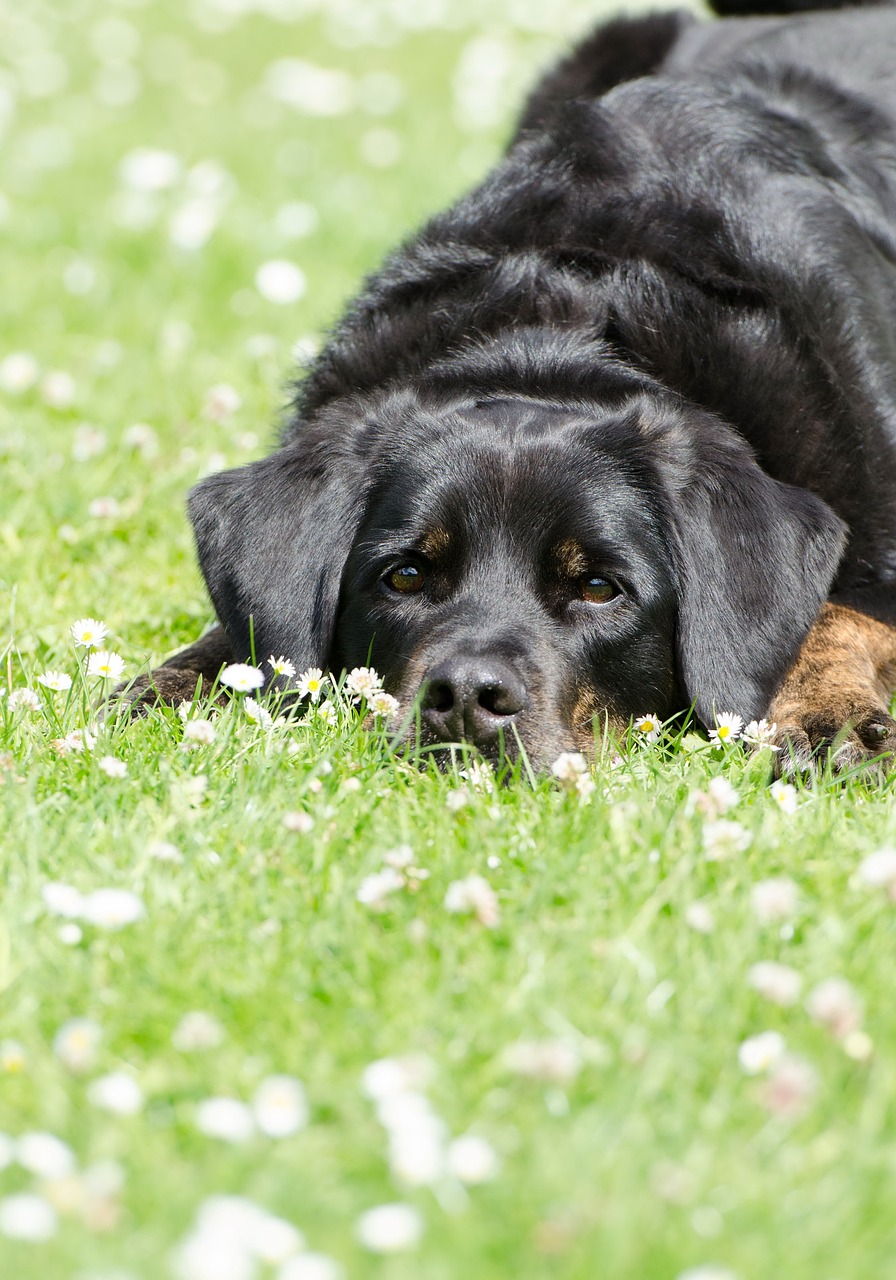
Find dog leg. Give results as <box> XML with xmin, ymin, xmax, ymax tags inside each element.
<box><xmin>768</xmin><ymin>602</ymin><xmax>896</xmax><ymax>773</ymax></box>
<box><xmin>111</xmin><ymin>625</ymin><xmax>234</xmax><ymax>717</ymax></box>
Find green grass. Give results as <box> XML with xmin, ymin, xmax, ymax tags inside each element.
<box><xmin>4</xmin><ymin>2</ymin><xmax>896</xmax><ymax>1278</ymax></box>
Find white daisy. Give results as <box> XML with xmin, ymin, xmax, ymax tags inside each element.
<box><xmin>16</xmin><ymin>1132</ymin><xmax>76</xmax><ymax>1179</ymax></box>
<box><xmin>195</xmin><ymin>1097</ymin><xmax>255</xmax><ymax>1143</ymax></box>
<box><xmin>296</xmin><ymin>667</ymin><xmax>327</xmax><ymax>702</ymax></box>
<box><xmin>315</xmin><ymin>700</ymin><xmax>337</xmax><ymax>725</ymax></box>
<box><xmin>37</xmin><ymin>670</ymin><xmax>72</xmax><ymax>693</ymax></box>
<box><xmin>172</xmin><ymin>1011</ymin><xmax>225</xmax><ymax>1052</ymax></box>
<box><xmin>0</xmin><ymin>1193</ymin><xmax>58</xmax><ymax>1242</ymax></box>
<box><xmin>550</xmin><ymin>751</ymin><xmax>588</xmax><ymax>783</ymax></box>
<box><xmin>355</xmin><ymin>1203</ymin><xmax>423</xmax><ymax>1254</ymax></box>
<box><xmin>857</xmin><ymin>847</ymin><xmax>896</xmax><ymax>897</ymax></box>
<box><xmin>86</xmin><ymin>650</ymin><xmax>125</xmax><ymax>681</ymax></box>
<box><xmin>446</xmin><ymin>1134</ymin><xmax>499</xmax><ymax>1183</ymax></box>
<box><xmin>80</xmin><ymin>888</ymin><xmax>145</xmax><ymax>930</ymax></box>
<box><xmin>769</xmin><ymin>779</ymin><xmax>799</xmax><ymax>814</ymax></box>
<box><xmin>255</xmin><ymin>259</ymin><xmax>306</xmax><ymax>305</ymax></box>
<box><xmin>70</xmin><ymin>617</ymin><xmax>108</xmax><ymax>648</ymax></box>
<box><xmin>708</xmin><ymin>711</ymin><xmax>744</xmax><ymax>748</ymax></box>
<box><xmin>87</xmin><ymin>1072</ymin><xmax>144</xmax><ymax>1116</ymax></box>
<box><xmin>182</xmin><ymin>719</ymin><xmax>216</xmax><ymax>746</ymax></box>
<box><xmin>737</xmin><ymin>1030</ymin><xmax>785</xmax><ymax>1075</ymax></box>
<box><xmin>252</xmin><ymin>1075</ymin><xmax>308</xmax><ymax>1138</ymax></box>
<box><xmin>53</xmin><ymin>1018</ymin><xmax>101</xmax><ymax>1073</ymax></box>
<box><xmin>244</xmin><ymin>697</ymin><xmax>273</xmax><ymax>727</ymax></box>
<box><xmin>634</xmin><ymin>713</ymin><xmax>662</xmax><ymax>743</ymax></box>
<box><xmin>268</xmin><ymin>654</ymin><xmax>296</xmax><ymax>678</ymax></box>
<box><xmin>220</xmin><ymin>663</ymin><xmax>265</xmax><ymax>693</ymax></box>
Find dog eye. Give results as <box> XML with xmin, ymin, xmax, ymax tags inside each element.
<box><xmin>579</xmin><ymin>576</ymin><xmax>618</xmax><ymax>605</ymax></box>
<box><xmin>386</xmin><ymin>564</ymin><xmax>425</xmax><ymax>594</ymax></box>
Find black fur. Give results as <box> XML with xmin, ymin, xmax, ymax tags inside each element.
<box><xmin>180</xmin><ymin>0</ymin><xmax>896</xmax><ymax>767</ymax></box>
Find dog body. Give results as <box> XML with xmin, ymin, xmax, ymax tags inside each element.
<box><xmin>138</xmin><ymin>1</ymin><xmax>896</xmax><ymax>770</ymax></box>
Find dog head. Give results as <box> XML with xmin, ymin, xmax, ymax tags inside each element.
<box><xmin>188</xmin><ymin>364</ymin><xmax>845</xmax><ymax>768</ymax></box>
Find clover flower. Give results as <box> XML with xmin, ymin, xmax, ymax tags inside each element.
<box><xmin>37</xmin><ymin>670</ymin><xmax>73</xmax><ymax>693</ymax></box>
<box><xmin>759</xmin><ymin>1054</ymin><xmax>817</xmax><ymax>1117</ymax></box>
<box><xmin>743</xmin><ymin>718</ymin><xmax>780</xmax><ymax>750</ymax></box>
<box><xmin>345</xmin><ymin>666</ymin><xmax>383</xmax><ymax>702</ymax></box>
<box><xmin>856</xmin><ymin>847</ymin><xmax>896</xmax><ymax>899</ymax></box>
<box><xmin>551</xmin><ymin>751</ymin><xmax>588</xmax><ymax>784</ymax></box>
<box><xmin>692</xmin><ymin>775</ymin><xmax>740</xmax><ymax>818</ymax></box>
<box><xmin>369</xmin><ymin>690</ymin><xmax>400</xmax><ymax>717</ymax></box>
<box><xmin>268</xmin><ymin>654</ymin><xmax>296</xmax><ymax>678</ymax></box>
<box><xmin>283</xmin><ymin>811</ymin><xmax>314</xmax><ymax>833</ymax></box>
<box><xmin>98</xmin><ymin>756</ymin><xmax>127</xmax><ymax>778</ymax></box>
<box><xmin>202</xmin><ymin>383</ymin><xmax>242</xmax><ymax>421</ymax></box>
<box><xmin>219</xmin><ymin>663</ymin><xmax>264</xmax><ymax>693</ymax></box>
<box><xmin>446</xmin><ymin>1134</ymin><xmax>499</xmax><ymax>1184</ymax></box>
<box><xmin>684</xmin><ymin>902</ymin><xmax>715</xmax><ymax>934</ymax></box>
<box><xmin>702</xmin><ymin>819</ymin><xmax>751</xmax><ymax>860</ymax></box>
<box><xmin>750</xmin><ymin>877</ymin><xmax>799</xmax><ymax>923</ymax></box>
<box><xmin>444</xmin><ymin>875</ymin><xmax>499</xmax><ymax>927</ymax></box>
<box><xmin>501</xmin><ymin>1039</ymin><xmax>582</xmax><ymax>1085</ymax></box>
<box><xmin>55</xmin><ymin>728</ymin><xmax>97</xmax><ymax>754</ymax></box>
<box><xmin>356</xmin><ymin>867</ymin><xmax>405</xmax><ymax>910</ymax></box>
<box><xmin>296</xmin><ymin>666</ymin><xmax>327</xmax><ymax>702</ymax></box>
<box><xmin>8</xmin><ymin>688</ymin><xmax>40</xmax><ymax>712</ymax></box>
<box><xmin>634</xmin><ymin>713</ymin><xmax>662</xmax><ymax>743</ymax></box>
<box><xmin>182</xmin><ymin>719</ymin><xmax>216</xmax><ymax>747</ymax></box>
<box><xmin>708</xmin><ymin>712</ymin><xmax>744</xmax><ymax>748</ymax></box>
<box><xmin>86</xmin><ymin>650</ymin><xmax>125</xmax><ymax>681</ymax></box>
<box><xmin>172</xmin><ymin>1011</ymin><xmax>225</xmax><ymax>1052</ymax></box>
<box><xmin>460</xmin><ymin>760</ymin><xmax>494</xmax><ymax>792</ymax></box>
<box><xmin>806</xmin><ymin>977</ymin><xmax>862</xmax><ymax>1040</ymax></box>
<box><xmin>748</xmin><ymin>961</ymin><xmax>802</xmax><ymax>1007</ymax></box>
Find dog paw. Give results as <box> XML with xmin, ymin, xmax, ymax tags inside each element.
<box><xmin>104</xmin><ymin>667</ymin><xmax>213</xmax><ymax>719</ymax></box>
<box><xmin>770</xmin><ymin>704</ymin><xmax>896</xmax><ymax>776</ymax></box>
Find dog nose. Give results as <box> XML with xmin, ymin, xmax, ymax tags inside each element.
<box><xmin>422</xmin><ymin>657</ymin><xmax>528</xmax><ymax>746</ymax></box>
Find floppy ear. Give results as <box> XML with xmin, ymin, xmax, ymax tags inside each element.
<box><xmin>187</xmin><ymin>443</ymin><xmax>366</xmax><ymax>678</ymax></box>
<box><xmin>659</xmin><ymin>417</ymin><xmax>848</xmax><ymax>723</ymax></box>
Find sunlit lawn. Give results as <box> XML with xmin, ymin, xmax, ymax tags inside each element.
<box><xmin>3</xmin><ymin>2</ymin><xmax>896</xmax><ymax>1278</ymax></box>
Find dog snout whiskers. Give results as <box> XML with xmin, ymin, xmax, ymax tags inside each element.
<box><xmin>421</xmin><ymin>657</ymin><xmax>528</xmax><ymax>748</ymax></box>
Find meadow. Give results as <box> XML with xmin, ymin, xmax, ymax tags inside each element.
<box><xmin>3</xmin><ymin>1</ymin><xmax>896</xmax><ymax>1277</ymax></box>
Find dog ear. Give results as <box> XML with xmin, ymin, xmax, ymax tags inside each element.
<box><xmin>187</xmin><ymin>443</ymin><xmax>365</xmax><ymax>676</ymax></box>
<box><xmin>658</xmin><ymin>416</ymin><xmax>848</xmax><ymax>723</ymax></box>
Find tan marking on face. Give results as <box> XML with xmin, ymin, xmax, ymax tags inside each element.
<box><xmin>418</xmin><ymin>527</ymin><xmax>451</xmax><ymax>559</ymax></box>
<box><xmin>570</xmin><ymin>687</ymin><xmax>626</xmax><ymax>753</ymax></box>
<box><xmin>555</xmin><ymin>537</ymin><xmax>589</xmax><ymax>578</ymax></box>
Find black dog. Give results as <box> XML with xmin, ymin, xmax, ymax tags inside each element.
<box><xmin>129</xmin><ymin>0</ymin><xmax>896</xmax><ymax>772</ymax></box>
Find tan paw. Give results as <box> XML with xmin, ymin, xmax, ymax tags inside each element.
<box><xmin>771</xmin><ymin>704</ymin><xmax>896</xmax><ymax>776</ymax></box>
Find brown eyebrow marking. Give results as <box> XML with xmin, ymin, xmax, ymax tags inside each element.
<box><xmin>554</xmin><ymin>537</ymin><xmax>589</xmax><ymax>577</ymax></box>
<box><xmin>418</xmin><ymin>527</ymin><xmax>451</xmax><ymax>559</ymax></box>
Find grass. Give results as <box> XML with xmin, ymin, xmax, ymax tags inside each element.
<box><xmin>3</xmin><ymin>1</ymin><xmax>896</xmax><ymax>1277</ymax></box>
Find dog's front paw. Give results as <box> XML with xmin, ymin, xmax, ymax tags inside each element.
<box><xmin>770</xmin><ymin>702</ymin><xmax>896</xmax><ymax>776</ymax></box>
<box><xmin>106</xmin><ymin>667</ymin><xmax>216</xmax><ymax>719</ymax></box>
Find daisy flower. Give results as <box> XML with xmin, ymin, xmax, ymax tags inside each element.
<box><xmin>296</xmin><ymin>667</ymin><xmax>327</xmax><ymax>702</ymax></box>
<box><xmin>708</xmin><ymin>711</ymin><xmax>744</xmax><ymax>748</ymax></box>
<box><xmin>737</xmin><ymin>1030</ymin><xmax>785</xmax><ymax>1075</ymax></box>
<box><xmin>355</xmin><ymin>1203</ymin><xmax>423</xmax><ymax>1254</ymax></box>
<box><xmin>195</xmin><ymin>1097</ymin><xmax>255</xmax><ymax>1143</ymax></box>
<box><xmin>634</xmin><ymin>713</ymin><xmax>662</xmax><ymax>743</ymax></box>
<box><xmin>551</xmin><ymin>751</ymin><xmax>588</xmax><ymax>784</ymax></box>
<box><xmin>219</xmin><ymin>663</ymin><xmax>265</xmax><ymax>693</ymax></box>
<box><xmin>446</xmin><ymin>1135</ymin><xmax>499</xmax><ymax>1184</ymax></box>
<box><xmin>87</xmin><ymin>1072</ymin><xmax>144</xmax><ymax>1116</ymax></box>
<box><xmin>53</xmin><ymin>1018</ymin><xmax>101</xmax><ymax>1073</ymax></box>
<box><xmin>37</xmin><ymin>670</ymin><xmax>72</xmax><ymax>693</ymax></box>
<box><xmin>769</xmin><ymin>779</ymin><xmax>799</xmax><ymax>814</ymax></box>
<box><xmin>182</xmin><ymin>719</ymin><xmax>216</xmax><ymax>746</ymax></box>
<box><xmin>0</xmin><ymin>1194</ymin><xmax>58</xmax><ymax>1242</ymax></box>
<box><xmin>315</xmin><ymin>700</ymin><xmax>337</xmax><ymax>725</ymax></box>
<box><xmin>86</xmin><ymin>650</ymin><xmax>125</xmax><ymax>681</ymax></box>
<box><xmin>80</xmin><ymin>888</ymin><xmax>145</xmax><ymax>930</ymax></box>
<box><xmin>98</xmin><ymin>756</ymin><xmax>127</xmax><ymax>778</ymax></box>
<box><xmin>244</xmin><ymin>697</ymin><xmax>273</xmax><ymax>727</ymax></box>
<box><xmin>345</xmin><ymin>666</ymin><xmax>383</xmax><ymax>702</ymax></box>
<box><xmin>252</xmin><ymin>1075</ymin><xmax>308</xmax><ymax>1138</ymax></box>
<box><xmin>70</xmin><ymin>617</ymin><xmax>108</xmax><ymax>649</ymax></box>
<box><xmin>268</xmin><ymin>654</ymin><xmax>296</xmax><ymax>679</ymax></box>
